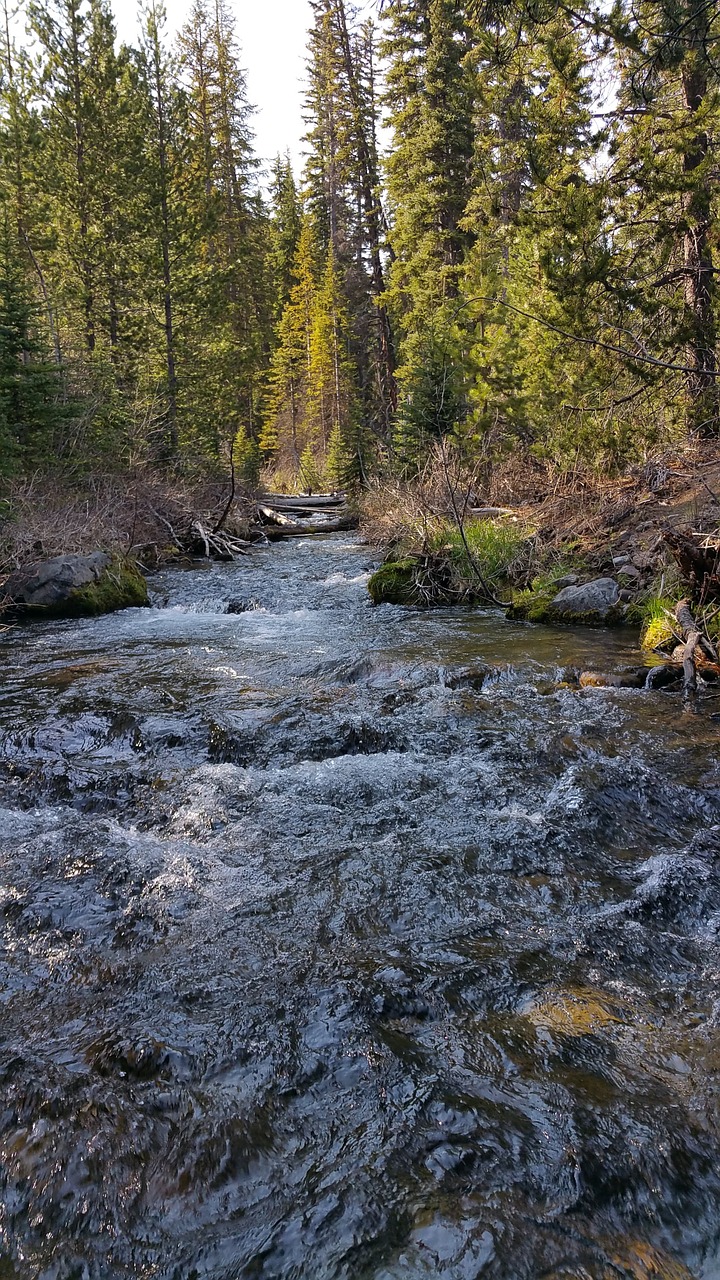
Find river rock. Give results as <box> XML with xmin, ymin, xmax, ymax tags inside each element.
<box><xmin>617</xmin><ymin>563</ymin><xmax>641</xmax><ymax>582</ymax></box>
<box><xmin>3</xmin><ymin>552</ymin><xmax>149</xmax><ymax>620</ymax></box>
<box><xmin>547</xmin><ymin>577</ymin><xmax>622</xmax><ymax>626</ymax></box>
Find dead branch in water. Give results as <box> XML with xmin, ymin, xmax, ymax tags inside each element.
<box><xmin>673</xmin><ymin>597</ymin><xmax>718</xmax><ymax>706</ymax></box>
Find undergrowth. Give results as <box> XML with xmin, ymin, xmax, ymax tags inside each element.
<box><xmin>425</xmin><ymin>518</ymin><xmax>533</xmax><ymax>591</ymax></box>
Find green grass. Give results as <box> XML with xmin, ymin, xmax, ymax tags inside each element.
<box><xmin>508</xmin><ymin>563</ymin><xmax>585</xmax><ymax>623</ymax></box>
<box><xmin>632</xmin><ymin>595</ymin><xmax>678</xmax><ymax>651</ymax></box>
<box><xmin>426</xmin><ymin>517</ymin><xmax>531</xmax><ymax>590</ymax></box>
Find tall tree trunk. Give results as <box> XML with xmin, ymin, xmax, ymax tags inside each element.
<box><xmin>149</xmin><ymin>12</ymin><xmax>178</xmax><ymax>455</ymax></box>
<box><xmin>333</xmin><ymin>1</ymin><xmax>396</xmax><ymax>421</ymax></box>
<box><xmin>681</xmin><ymin>59</ymin><xmax>718</xmax><ymax>435</ymax></box>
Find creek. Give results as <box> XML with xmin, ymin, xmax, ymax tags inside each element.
<box><xmin>1</xmin><ymin>534</ymin><xmax>720</xmax><ymax>1280</ymax></box>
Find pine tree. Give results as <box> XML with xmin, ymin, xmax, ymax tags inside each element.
<box><xmin>138</xmin><ymin>0</ymin><xmax>180</xmax><ymax>456</ymax></box>
<box><xmin>382</xmin><ymin>0</ymin><xmax>475</xmax><ymax>467</ymax></box>
<box><xmin>177</xmin><ymin>0</ymin><xmax>272</xmax><ymax>465</ymax></box>
<box><xmin>0</xmin><ymin>213</ymin><xmax>62</xmax><ymax>471</ymax></box>
<box><xmin>603</xmin><ymin>0</ymin><xmax>720</xmax><ymax>434</ymax></box>
<box><xmin>260</xmin><ymin>216</ymin><xmax>319</xmax><ymax>470</ymax></box>
<box><xmin>268</xmin><ymin>155</ymin><xmax>302</xmax><ymax>318</ymax></box>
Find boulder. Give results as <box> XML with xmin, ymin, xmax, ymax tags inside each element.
<box><xmin>227</xmin><ymin>597</ymin><xmax>261</xmax><ymax>614</ymax></box>
<box><xmin>547</xmin><ymin>577</ymin><xmax>623</xmax><ymax>626</ymax></box>
<box><xmin>3</xmin><ymin>553</ymin><xmax>149</xmax><ymax>621</ymax></box>
<box><xmin>368</xmin><ymin>559</ymin><xmax>418</xmax><ymax>606</ymax></box>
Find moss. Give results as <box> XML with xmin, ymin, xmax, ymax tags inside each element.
<box><xmin>513</xmin><ymin>602</ymin><xmax>627</xmax><ymax>627</ymax></box>
<box><xmin>633</xmin><ymin>595</ymin><xmax>678</xmax><ymax>652</ymax></box>
<box><xmin>507</xmin><ymin>587</ymin><xmax>557</xmax><ymax>623</ymax></box>
<box><xmin>507</xmin><ymin>565</ymin><xmax>585</xmax><ymax>624</ymax></box>
<box><xmin>69</xmin><ymin>557</ymin><xmax>149</xmax><ymax>616</ymax></box>
<box><xmin>368</xmin><ymin>558</ymin><xmax>418</xmax><ymax>605</ymax></box>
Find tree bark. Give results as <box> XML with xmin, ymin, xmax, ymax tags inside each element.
<box><xmin>332</xmin><ymin>1</ymin><xmax>397</xmax><ymax>421</ymax></box>
<box><xmin>681</xmin><ymin>57</ymin><xmax>718</xmax><ymax>434</ymax></box>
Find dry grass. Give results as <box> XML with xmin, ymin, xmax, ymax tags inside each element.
<box><xmin>0</xmin><ymin>471</ymin><xmax>257</xmax><ymax>575</ymax></box>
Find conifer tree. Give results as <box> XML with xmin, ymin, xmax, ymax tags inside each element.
<box><xmin>382</xmin><ymin>0</ymin><xmax>475</xmax><ymax>467</ymax></box>
<box><xmin>0</xmin><ymin>213</ymin><xmax>62</xmax><ymax>470</ymax></box>
<box><xmin>138</xmin><ymin>0</ymin><xmax>180</xmax><ymax>456</ymax></box>
<box><xmin>268</xmin><ymin>155</ymin><xmax>302</xmax><ymax>318</ymax></box>
<box><xmin>260</xmin><ymin>216</ymin><xmax>319</xmax><ymax>470</ymax></box>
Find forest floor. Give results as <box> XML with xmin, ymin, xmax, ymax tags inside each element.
<box><xmin>496</xmin><ymin>444</ymin><xmax>720</xmax><ymax>573</ymax></box>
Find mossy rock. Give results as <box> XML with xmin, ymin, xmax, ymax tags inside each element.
<box><xmin>639</xmin><ymin>605</ymin><xmax>677</xmax><ymax>653</ymax></box>
<box><xmin>509</xmin><ymin>591</ymin><xmax>622</xmax><ymax>625</ymax></box>
<box><xmin>4</xmin><ymin>552</ymin><xmax>149</xmax><ymax>621</ymax></box>
<box><xmin>368</xmin><ymin>558</ymin><xmax>418</xmax><ymax>606</ymax></box>
<box><xmin>69</xmin><ymin>557</ymin><xmax>149</xmax><ymax>616</ymax></box>
<box><xmin>507</xmin><ymin>588</ymin><xmax>558</xmax><ymax>624</ymax></box>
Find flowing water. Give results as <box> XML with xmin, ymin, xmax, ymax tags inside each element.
<box><xmin>2</xmin><ymin>535</ymin><xmax>720</xmax><ymax>1280</ymax></box>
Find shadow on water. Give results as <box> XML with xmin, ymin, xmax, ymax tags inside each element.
<box><xmin>2</xmin><ymin>536</ymin><xmax>720</xmax><ymax>1279</ymax></box>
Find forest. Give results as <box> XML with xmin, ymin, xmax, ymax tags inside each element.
<box><xmin>0</xmin><ymin>0</ymin><xmax>718</xmax><ymax>496</ymax></box>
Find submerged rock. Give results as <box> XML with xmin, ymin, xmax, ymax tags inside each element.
<box><xmin>3</xmin><ymin>552</ymin><xmax>149</xmax><ymax>621</ymax></box>
<box><xmin>227</xmin><ymin>597</ymin><xmax>262</xmax><ymax>614</ymax></box>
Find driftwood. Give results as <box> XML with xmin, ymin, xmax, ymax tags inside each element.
<box><xmin>675</xmin><ymin>597</ymin><xmax>718</xmax><ymax>663</ymax></box>
<box><xmin>187</xmin><ymin>520</ymin><xmax>250</xmax><ymax>561</ymax></box>
<box><xmin>672</xmin><ymin>597</ymin><xmax>718</xmax><ymax>703</ymax></box>
<box><xmin>663</xmin><ymin>528</ymin><xmax>720</xmax><ymax>601</ymax></box>
<box><xmin>259</xmin><ymin>493</ymin><xmax>346</xmax><ymax>510</ymax></box>
<box><xmin>258</xmin><ymin>506</ymin><xmax>301</xmax><ymax>529</ymax></box>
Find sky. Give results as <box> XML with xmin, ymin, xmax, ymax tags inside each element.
<box><xmin>109</xmin><ymin>0</ymin><xmax>324</xmax><ymax>173</ymax></box>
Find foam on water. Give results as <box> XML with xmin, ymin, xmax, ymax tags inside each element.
<box><xmin>2</xmin><ymin>534</ymin><xmax>720</xmax><ymax>1279</ymax></box>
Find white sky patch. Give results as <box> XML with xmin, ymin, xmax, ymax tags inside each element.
<box><xmin>111</xmin><ymin>0</ymin><xmax>314</xmax><ymax>170</ymax></box>
<box><xmin>11</xmin><ymin>0</ymin><xmax>383</xmax><ymax>182</ymax></box>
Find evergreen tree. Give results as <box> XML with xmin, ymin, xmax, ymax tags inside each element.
<box><xmin>382</xmin><ymin>0</ymin><xmax>475</xmax><ymax>468</ymax></box>
<box><xmin>138</xmin><ymin>0</ymin><xmax>180</xmax><ymax>456</ymax></box>
<box><xmin>0</xmin><ymin>214</ymin><xmax>62</xmax><ymax>471</ymax></box>
<box><xmin>260</xmin><ymin>215</ymin><xmax>318</xmax><ymax>471</ymax></box>
<box><xmin>268</xmin><ymin>155</ymin><xmax>302</xmax><ymax>318</ymax></box>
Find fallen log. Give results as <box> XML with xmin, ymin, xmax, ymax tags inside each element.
<box><xmin>266</xmin><ymin>504</ymin><xmax>346</xmax><ymax>519</ymax></box>
<box><xmin>258</xmin><ymin>506</ymin><xmax>301</xmax><ymax>528</ymax></box>
<box><xmin>259</xmin><ymin>493</ymin><xmax>346</xmax><ymax>510</ymax></box>
<box><xmin>467</xmin><ymin>506</ymin><xmax>517</xmax><ymax>519</ymax></box>
<box><xmin>262</xmin><ymin>514</ymin><xmax>357</xmax><ymax>540</ymax></box>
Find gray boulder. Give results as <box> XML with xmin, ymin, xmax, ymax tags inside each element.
<box><xmin>3</xmin><ymin>552</ymin><xmax>149</xmax><ymax>620</ymax></box>
<box><xmin>548</xmin><ymin>577</ymin><xmax>623</xmax><ymax>625</ymax></box>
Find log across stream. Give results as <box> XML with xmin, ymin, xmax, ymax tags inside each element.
<box><xmin>2</xmin><ymin>534</ymin><xmax>720</xmax><ymax>1280</ymax></box>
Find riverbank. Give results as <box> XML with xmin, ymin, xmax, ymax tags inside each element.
<box><xmin>360</xmin><ymin>441</ymin><xmax>720</xmax><ymax>651</ymax></box>
<box><xmin>0</xmin><ymin>473</ymin><xmax>357</xmax><ymax>620</ymax></box>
